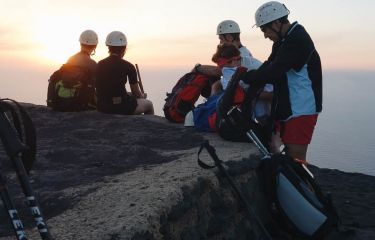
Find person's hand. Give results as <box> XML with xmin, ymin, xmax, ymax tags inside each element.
<box><xmin>192</xmin><ymin>63</ymin><xmax>201</xmax><ymax>73</ymax></box>
<box><xmin>270</xmin><ymin>132</ymin><xmax>283</xmax><ymax>154</ymax></box>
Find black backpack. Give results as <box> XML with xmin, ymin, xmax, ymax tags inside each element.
<box><xmin>224</xmin><ymin>108</ymin><xmax>340</xmax><ymax>239</ymax></box>
<box><xmin>47</xmin><ymin>64</ymin><xmax>95</xmax><ymax>112</ymax></box>
<box><xmin>258</xmin><ymin>153</ymin><xmax>339</xmax><ymax>239</ymax></box>
<box><xmin>215</xmin><ymin>67</ymin><xmax>269</xmax><ymax>143</ymax></box>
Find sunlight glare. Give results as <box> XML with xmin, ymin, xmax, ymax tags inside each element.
<box><xmin>33</xmin><ymin>15</ymin><xmax>83</xmax><ymax>65</ymax></box>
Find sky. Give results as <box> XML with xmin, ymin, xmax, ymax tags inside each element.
<box><xmin>0</xmin><ymin>0</ymin><xmax>375</xmax><ymax>107</ymax></box>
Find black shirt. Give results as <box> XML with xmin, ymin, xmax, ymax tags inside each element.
<box><xmin>96</xmin><ymin>55</ymin><xmax>138</xmax><ymax>103</ymax></box>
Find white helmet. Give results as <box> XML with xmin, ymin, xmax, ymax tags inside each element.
<box><xmin>254</xmin><ymin>1</ymin><xmax>290</xmax><ymax>27</ymax></box>
<box><xmin>105</xmin><ymin>31</ymin><xmax>127</xmax><ymax>46</ymax></box>
<box><xmin>216</xmin><ymin>20</ymin><xmax>241</xmax><ymax>35</ymax></box>
<box><xmin>79</xmin><ymin>30</ymin><xmax>98</xmax><ymax>45</ymax></box>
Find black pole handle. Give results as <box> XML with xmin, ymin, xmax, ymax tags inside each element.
<box><xmin>0</xmin><ymin>111</ymin><xmax>28</xmax><ymax>157</ymax></box>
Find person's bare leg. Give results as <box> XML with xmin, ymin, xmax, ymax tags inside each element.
<box><xmin>270</xmin><ymin>132</ymin><xmax>283</xmax><ymax>153</ymax></box>
<box><xmin>285</xmin><ymin>144</ymin><xmax>308</xmax><ymax>160</ymax></box>
<box><xmin>133</xmin><ymin>99</ymin><xmax>154</xmax><ymax>115</ymax></box>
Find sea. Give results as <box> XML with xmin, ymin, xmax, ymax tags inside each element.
<box><xmin>307</xmin><ymin>70</ymin><xmax>375</xmax><ymax>176</ymax></box>
<box><xmin>1</xmin><ymin>69</ymin><xmax>374</xmax><ymax>176</ymax></box>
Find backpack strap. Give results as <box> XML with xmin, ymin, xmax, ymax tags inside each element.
<box><xmin>198</xmin><ymin>140</ymin><xmax>273</xmax><ymax>240</ymax></box>
<box><xmin>197</xmin><ymin>140</ymin><xmax>220</xmax><ymax>169</ymax></box>
<box><xmin>0</xmin><ymin>99</ymin><xmax>37</xmax><ymax>173</ymax></box>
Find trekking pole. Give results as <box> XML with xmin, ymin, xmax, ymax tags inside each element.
<box><xmin>0</xmin><ymin>111</ymin><xmax>52</xmax><ymax>240</ymax></box>
<box><xmin>198</xmin><ymin>141</ymin><xmax>273</xmax><ymax>240</ymax></box>
<box><xmin>0</xmin><ymin>171</ymin><xmax>28</xmax><ymax>240</ymax></box>
<box><xmin>135</xmin><ymin>64</ymin><xmax>145</xmax><ymax>94</ymax></box>
<box><xmin>247</xmin><ymin>130</ymin><xmax>270</xmax><ymax>156</ymax></box>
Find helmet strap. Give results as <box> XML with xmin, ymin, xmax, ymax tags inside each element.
<box><xmin>268</xmin><ymin>20</ymin><xmax>284</xmax><ymax>41</ymax></box>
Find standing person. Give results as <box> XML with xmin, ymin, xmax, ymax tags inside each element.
<box><xmin>96</xmin><ymin>31</ymin><xmax>154</xmax><ymax>115</ymax></box>
<box><xmin>242</xmin><ymin>1</ymin><xmax>322</xmax><ymax>161</ymax></box>
<box><xmin>194</xmin><ymin>20</ymin><xmax>262</xmax><ymax>76</ymax></box>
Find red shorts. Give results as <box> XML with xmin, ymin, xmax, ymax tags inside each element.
<box><xmin>279</xmin><ymin>114</ymin><xmax>318</xmax><ymax>145</ymax></box>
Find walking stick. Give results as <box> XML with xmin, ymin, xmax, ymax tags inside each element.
<box><xmin>198</xmin><ymin>141</ymin><xmax>273</xmax><ymax>240</ymax></box>
<box><xmin>0</xmin><ymin>171</ymin><xmax>27</xmax><ymax>240</ymax></box>
<box><xmin>135</xmin><ymin>64</ymin><xmax>145</xmax><ymax>94</ymax></box>
<box><xmin>0</xmin><ymin>105</ymin><xmax>52</xmax><ymax>240</ymax></box>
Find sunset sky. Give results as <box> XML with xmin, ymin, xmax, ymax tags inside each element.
<box><xmin>1</xmin><ymin>0</ymin><xmax>374</xmax><ymax>106</ymax></box>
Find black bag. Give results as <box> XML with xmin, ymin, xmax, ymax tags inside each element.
<box><xmin>47</xmin><ymin>64</ymin><xmax>95</xmax><ymax>112</ymax></box>
<box><xmin>258</xmin><ymin>153</ymin><xmax>339</xmax><ymax>239</ymax></box>
<box><xmin>215</xmin><ymin>67</ymin><xmax>266</xmax><ymax>142</ymax></box>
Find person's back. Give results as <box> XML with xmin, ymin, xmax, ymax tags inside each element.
<box><xmin>46</xmin><ymin>30</ymin><xmax>98</xmax><ymax>111</ymax></box>
<box><xmin>96</xmin><ymin>31</ymin><xmax>154</xmax><ymax>115</ymax></box>
<box><xmin>68</xmin><ymin>29</ymin><xmax>98</xmax><ymax>81</ymax></box>
<box><xmin>96</xmin><ymin>55</ymin><xmax>136</xmax><ymax>110</ymax></box>
<box><xmin>67</xmin><ymin>51</ymin><xmax>97</xmax><ymax>78</ymax></box>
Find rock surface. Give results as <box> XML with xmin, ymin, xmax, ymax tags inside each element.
<box><xmin>0</xmin><ymin>104</ymin><xmax>374</xmax><ymax>239</ymax></box>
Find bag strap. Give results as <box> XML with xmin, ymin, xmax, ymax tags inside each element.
<box><xmin>0</xmin><ymin>99</ymin><xmax>37</xmax><ymax>173</ymax></box>
<box><xmin>198</xmin><ymin>140</ymin><xmax>273</xmax><ymax>240</ymax></box>
<box><xmin>197</xmin><ymin>140</ymin><xmax>221</xmax><ymax>169</ymax></box>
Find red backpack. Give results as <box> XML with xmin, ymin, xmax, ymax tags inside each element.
<box><xmin>163</xmin><ymin>72</ymin><xmax>219</xmax><ymax>123</ymax></box>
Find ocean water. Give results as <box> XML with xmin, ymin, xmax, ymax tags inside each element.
<box><xmin>307</xmin><ymin>70</ymin><xmax>375</xmax><ymax>176</ymax></box>
<box><xmin>1</xmin><ymin>68</ymin><xmax>374</xmax><ymax>176</ymax></box>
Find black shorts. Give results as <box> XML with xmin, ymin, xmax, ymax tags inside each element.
<box><xmin>98</xmin><ymin>95</ymin><xmax>138</xmax><ymax>115</ymax></box>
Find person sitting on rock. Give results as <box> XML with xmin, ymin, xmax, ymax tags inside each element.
<box><xmin>96</xmin><ymin>31</ymin><xmax>154</xmax><ymax>115</ymax></box>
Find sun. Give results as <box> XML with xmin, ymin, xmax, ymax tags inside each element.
<box><xmin>32</xmin><ymin>15</ymin><xmax>85</xmax><ymax>65</ymax></box>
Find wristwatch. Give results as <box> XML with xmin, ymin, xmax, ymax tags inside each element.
<box><xmin>194</xmin><ymin>63</ymin><xmax>201</xmax><ymax>73</ymax></box>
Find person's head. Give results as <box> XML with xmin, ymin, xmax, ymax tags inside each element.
<box><xmin>79</xmin><ymin>30</ymin><xmax>98</xmax><ymax>55</ymax></box>
<box><xmin>254</xmin><ymin>1</ymin><xmax>290</xmax><ymax>42</ymax></box>
<box><xmin>212</xmin><ymin>43</ymin><xmax>241</xmax><ymax>68</ymax></box>
<box><xmin>216</xmin><ymin>20</ymin><xmax>241</xmax><ymax>47</ymax></box>
<box><xmin>105</xmin><ymin>31</ymin><xmax>128</xmax><ymax>57</ymax></box>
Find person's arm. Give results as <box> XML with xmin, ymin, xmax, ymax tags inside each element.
<box><xmin>243</xmin><ymin>34</ymin><xmax>308</xmax><ymax>87</ymax></box>
<box><xmin>130</xmin><ymin>83</ymin><xmax>146</xmax><ymax>98</ymax></box>
<box><xmin>127</xmin><ymin>63</ymin><xmax>146</xmax><ymax>98</ymax></box>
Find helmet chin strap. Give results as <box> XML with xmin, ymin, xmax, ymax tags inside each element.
<box><xmin>269</xmin><ymin>21</ymin><xmax>284</xmax><ymax>41</ymax></box>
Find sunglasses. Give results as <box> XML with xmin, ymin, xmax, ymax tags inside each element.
<box><xmin>260</xmin><ymin>23</ymin><xmax>272</xmax><ymax>33</ymax></box>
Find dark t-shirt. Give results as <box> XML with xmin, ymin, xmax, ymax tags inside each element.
<box><xmin>96</xmin><ymin>55</ymin><xmax>138</xmax><ymax>114</ymax></box>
